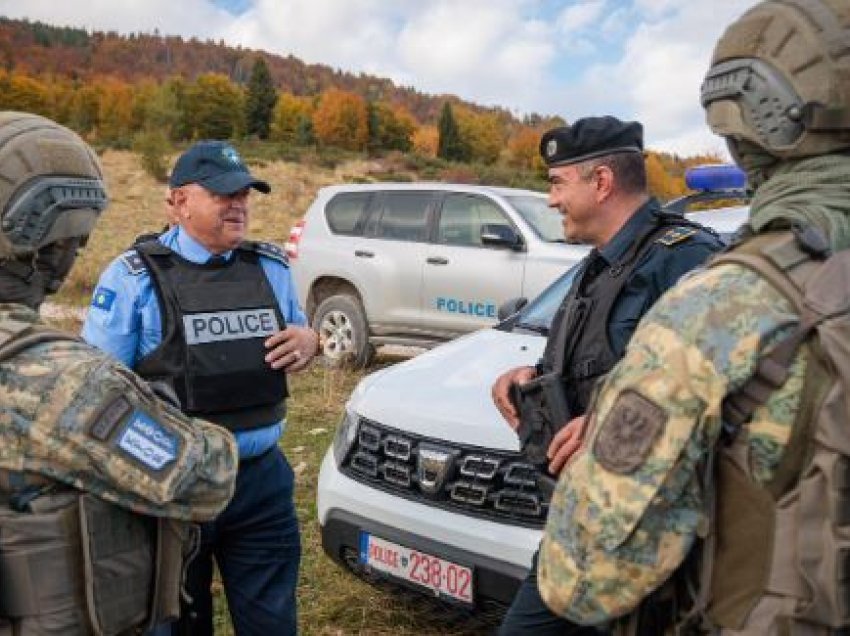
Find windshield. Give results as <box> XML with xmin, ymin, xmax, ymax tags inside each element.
<box><xmin>504</xmin><ymin>195</ymin><xmax>564</xmax><ymax>243</ymax></box>
<box><xmin>511</xmin><ymin>263</ymin><xmax>580</xmax><ymax>334</ymax></box>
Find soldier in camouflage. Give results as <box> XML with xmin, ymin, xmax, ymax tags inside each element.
<box><xmin>0</xmin><ymin>112</ymin><xmax>238</xmax><ymax>635</ymax></box>
<box><xmin>538</xmin><ymin>1</ymin><xmax>850</xmax><ymax>634</ymax></box>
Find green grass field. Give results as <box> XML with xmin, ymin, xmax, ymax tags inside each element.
<box><xmin>49</xmin><ymin>151</ymin><xmax>505</xmax><ymax>635</ymax></box>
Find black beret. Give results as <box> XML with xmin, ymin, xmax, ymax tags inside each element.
<box><xmin>539</xmin><ymin>116</ymin><xmax>644</xmax><ymax>167</ymax></box>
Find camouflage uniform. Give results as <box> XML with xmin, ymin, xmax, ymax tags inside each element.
<box><xmin>538</xmin><ymin>261</ymin><xmax>805</xmax><ymax>623</ymax></box>
<box><xmin>0</xmin><ymin>303</ymin><xmax>237</xmax><ymax>521</ymax></box>
<box><xmin>0</xmin><ymin>111</ymin><xmax>239</xmax><ymax>635</ymax></box>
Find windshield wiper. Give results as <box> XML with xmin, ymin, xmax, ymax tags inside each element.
<box><xmin>514</xmin><ymin>322</ymin><xmax>548</xmax><ymax>335</ymax></box>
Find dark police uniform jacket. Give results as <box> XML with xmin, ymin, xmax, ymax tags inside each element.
<box><xmin>540</xmin><ymin>197</ymin><xmax>724</xmax><ymax>413</ymax></box>
<box><xmin>130</xmin><ymin>240</ymin><xmax>289</xmax><ymax>432</ymax></box>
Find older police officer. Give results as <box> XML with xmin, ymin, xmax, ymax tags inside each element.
<box><xmin>83</xmin><ymin>141</ymin><xmax>317</xmax><ymax>636</ymax></box>
<box><xmin>491</xmin><ymin>116</ymin><xmax>724</xmax><ymax>635</ymax></box>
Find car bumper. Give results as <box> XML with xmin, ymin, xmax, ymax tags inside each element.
<box><xmin>317</xmin><ymin>449</ymin><xmax>540</xmax><ymax>606</ymax></box>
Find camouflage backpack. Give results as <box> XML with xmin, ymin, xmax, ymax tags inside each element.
<box><xmin>697</xmin><ymin>228</ymin><xmax>850</xmax><ymax>634</ymax></box>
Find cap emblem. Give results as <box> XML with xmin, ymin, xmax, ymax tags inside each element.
<box><xmin>221</xmin><ymin>146</ymin><xmax>242</xmax><ymax>166</ymax></box>
<box><xmin>546</xmin><ymin>139</ymin><xmax>558</xmax><ymax>158</ymax></box>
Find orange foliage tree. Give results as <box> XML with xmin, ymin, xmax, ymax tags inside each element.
<box><xmin>412</xmin><ymin>124</ymin><xmax>439</xmax><ymax>157</ymax></box>
<box><xmin>96</xmin><ymin>77</ymin><xmax>134</xmax><ymax>144</ymax></box>
<box><xmin>312</xmin><ymin>88</ymin><xmax>368</xmax><ymax>151</ymax></box>
<box><xmin>507</xmin><ymin>126</ymin><xmax>544</xmax><ymax>170</ymax></box>
<box><xmin>270</xmin><ymin>92</ymin><xmax>314</xmax><ymax>145</ymax></box>
<box><xmin>185</xmin><ymin>73</ymin><xmax>244</xmax><ymax>139</ymax></box>
<box><xmin>645</xmin><ymin>151</ymin><xmax>689</xmax><ymax>202</ymax></box>
<box><xmin>368</xmin><ymin>101</ymin><xmax>416</xmax><ymax>152</ymax></box>
<box><xmin>454</xmin><ymin>105</ymin><xmax>504</xmax><ymax>164</ymax></box>
<box><xmin>0</xmin><ymin>71</ymin><xmax>51</xmax><ymax>115</ymax></box>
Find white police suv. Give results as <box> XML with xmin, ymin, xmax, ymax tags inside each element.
<box><xmin>288</xmin><ymin>183</ymin><xmax>587</xmax><ymax>367</ymax></box>
<box><xmin>317</xmin><ymin>167</ymin><xmax>749</xmax><ymax>613</ymax></box>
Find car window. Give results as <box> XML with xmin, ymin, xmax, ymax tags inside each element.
<box><xmin>511</xmin><ymin>264</ymin><xmax>581</xmax><ymax>334</ymax></box>
<box><xmin>437</xmin><ymin>194</ymin><xmax>510</xmax><ymax>247</ymax></box>
<box><xmin>325</xmin><ymin>192</ymin><xmax>372</xmax><ymax>235</ymax></box>
<box><xmin>371</xmin><ymin>192</ymin><xmax>432</xmax><ymax>242</ymax></box>
<box><xmin>503</xmin><ymin>195</ymin><xmax>564</xmax><ymax>243</ymax></box>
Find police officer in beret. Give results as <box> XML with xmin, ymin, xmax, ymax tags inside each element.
<box><xmin>491</xmin><ymin>115</ymin><xmax>723</xmax><ymax>635</ymax></box>
<box><xmin>82</xmin><ymin>141</ymin><xmax>317</xmax><ymax>635</ymax></box>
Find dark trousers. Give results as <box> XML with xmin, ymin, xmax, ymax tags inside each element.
<box><xmin>178</xmin><ymin>447</ymin><xmax>301</xmax><ymax>636</ymax></box>
<box><xmin>498</xmin><ymin>549</ymin><xmax>603</xmax><ymax>636</ymax></box>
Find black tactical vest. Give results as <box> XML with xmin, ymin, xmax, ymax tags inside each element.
<box><xmin>541</xmin><ymin>213</ymin><xmax>705</xmax><ymax>414</ymax></box>
<box><xmin>132</xmin><ymin>241</ymin><xmax>288</xmax><ymax>431</ymax></box>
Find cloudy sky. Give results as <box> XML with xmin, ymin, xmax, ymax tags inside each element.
<box><xmin>0</xmin><ymin>0</ymin><xmax>756</xmax><ymax>154</ymax></box>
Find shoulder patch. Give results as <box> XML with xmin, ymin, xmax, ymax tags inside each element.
<box><xmin>114</xmin><ymin>409</ymin><xmax>180</xmax><ymax>471</ymax></box>
<box><xmin>91</xmin><ymin>286</ymin><xmax>117</xmax><ymax>312</ymax></box>
<box><xmin>245</xmin><ymin>240</ymin><xmax>289</xmax><ymax>267</ymax></box>
<box><xmin>593</xmin><ymin>389</ymin><xmax>666</xmax><ymax>474</ymax></box>
<box><xmin>657</xmin><ymin>227</ymin><xmax>697</xmax><ymax>247</ymax></box>
<box><xmin>119</xmin><ymin>249</ymin><xmax>147</xmax><ymax>275</ymax></box>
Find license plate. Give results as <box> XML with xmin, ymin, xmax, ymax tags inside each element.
<box><xmin>359</xmin><ymin>532</ymin><xmax>474</xmax><ymax>605</ymax></box>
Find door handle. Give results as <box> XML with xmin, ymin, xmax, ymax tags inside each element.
<box><xmin>426</xmin><ymin>257</ymin><xmax>449</xmax><ymax>265</ymax></box>
<box><xmin>355</xmin><ymin>250</ymin><xmax>374</xmax><ymax>258</ymax></box>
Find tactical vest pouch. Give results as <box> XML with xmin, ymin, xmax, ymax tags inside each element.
<box><xmin>0</xmin><ymin>492</ymin><xmax>90</xmax><ymax>635</ymax></box>
<box><xmin>707</xmin><ymin>439</ymin><xmax>776</xmax><ymax>628</ymax></box>
<box><xmin>78</xmin><ymin>493</ymin><xmax>155</xmax><ymax>635</ymax></box>
<box><xmin>149</xmin><ymin>518</ymin><xmax>197</xmax><ymax>625</ymax></box>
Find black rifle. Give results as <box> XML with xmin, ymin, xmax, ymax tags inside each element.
<box><xmin>510</xmin><ymin>371</ymin><xmax>572</xmax><ymax>499</ymax></box>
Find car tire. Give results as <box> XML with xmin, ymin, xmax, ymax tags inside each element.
<box><xmin>313</xmin><ymin>294</ymin><xmax>375</xmax><ymax>368</ymax></box>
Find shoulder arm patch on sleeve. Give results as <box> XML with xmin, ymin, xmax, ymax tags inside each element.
<box><xmin>593</xmin><ymin>389</ymin><xmax>667</xmax><ymax>474</ymax></box>
<box><xmin>87</xmin><ymin>394</ymin><xmax>181</xmax><ymax>474</ymax></box>
<box><xmin>119</xmin><ymin>249</ymin><xmax>147</xmax><ymax>275</ymax></box>
<box><xmin>657</xmin><ymin>227</ymin><xmax>697</xmax><ymax>247</ymax></box>
<box><xmin>245</xmin><ymin>240</ymin><xmax>289</xmax><ymax>267</ymax></box>
<box><xmin>115</xmin><ymin>408</ymin><xmax>180</xmax><ymax>472</ymax></box>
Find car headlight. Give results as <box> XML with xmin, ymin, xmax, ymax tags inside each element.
<box><xmin>333</xmin><ymin>407</ymin><xmax>360</xmax><ymax>466</ymax></box>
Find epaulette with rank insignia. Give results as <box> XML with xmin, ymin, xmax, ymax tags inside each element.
<box><xmin>119</xmin><ymin>249</ymin><xmax>147</xmax><ymax>275</ymax></box>
<box><xmin>657</xmin><ymin>227</ymin><xmax>697</xmax><ymax>247</ymax></box>
<box><xmin>241</xmin><ymin>240</ymin><xmax>289</xmax><ymax>267</ymax></box>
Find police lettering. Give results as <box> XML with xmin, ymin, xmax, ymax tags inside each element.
<box><xmin>436</xmin><ymin>297</ymin><xmax>496</xmax><ymax>318</ymax></box>
<box><xmin>183</xmin><ymin>308</ymin><xmax>280</xmax><ymax>345</ymax></box>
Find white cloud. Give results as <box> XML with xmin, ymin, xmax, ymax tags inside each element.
<box><xmin>0</xmin><ymin>0</ymin><xmax>230</xmax><ymax>39</ymax></box>
<box><xmin>556</xmin><ymin>0</ymin><xmax>607</xmax><ymax>35</ymax></box>
<box><xmin>552</xmin><ymin>0</ymin><xmax>755</xmax><ymax>153</ymax></box>
<box><xmin>395</xmin><ymin>1</ymin><xmax>556</xmax><ymax>110</ymax></box>
<box><xmin>0</xmin><ymin>0</ymin><xmax>761</xmax><ymax>153</ymax></box>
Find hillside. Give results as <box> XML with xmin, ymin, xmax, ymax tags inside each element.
<box><xmin>0</xmin><ymin>16</ymin><xmax>530</xmax><ymax>126</ymax></box>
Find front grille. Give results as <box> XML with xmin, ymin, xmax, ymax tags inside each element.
<box><xmin>340</xmin><ymin>418</ymin><xmax>550</xmax><ymax>527</ymax></box>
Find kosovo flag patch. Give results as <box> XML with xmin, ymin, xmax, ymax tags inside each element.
<box><xmin>91</xmin><ymin>286</ymin><xmax>117</xmax><ymax>311</ymax></box>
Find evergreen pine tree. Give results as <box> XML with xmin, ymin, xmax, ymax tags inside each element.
<box><xmin>245</xmin><ymin>57</ymin><xmax>277</xmax><ymax>140</ymax></box>
<box><xmin>437</xmin><ymin>102</ymin><xmax>465</xmax><ymax>161</ymax></box>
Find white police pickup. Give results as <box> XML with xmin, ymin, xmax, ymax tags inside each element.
<box><xmin>287</xmin><ymin>183</ymin><xmax>587</xmax><ymax>367</ymax></box>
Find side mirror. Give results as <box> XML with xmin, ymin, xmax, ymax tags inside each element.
<box><xmin>480</xmin><ymin>224</ymin><xmax>522</xmax><ymax>250</ymax></box>
<box><xmin>498</xmin><ymin>297</ymin><xmax>528</xmax><ymax>321</ymax></box>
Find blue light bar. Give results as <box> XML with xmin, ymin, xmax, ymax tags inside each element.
<box><xmin>685</xmin><ymin>164</ymin><xmax>747</xmax><ymax>191</ymax></box>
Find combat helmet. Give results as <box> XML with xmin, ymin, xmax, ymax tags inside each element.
<box><xmin>701</xmin><ymin>0</ymin><xmax>850</xmax><ymax>159</ymax></box>
<box><xmin>0</xmin><ymin>111</ymin><xmax>107</xmax><ymax>261</ymax></box>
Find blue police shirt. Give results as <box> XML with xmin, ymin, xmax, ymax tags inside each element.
<box><xmin>82</xmin><ymin>226</ymin><xmax>307</xmax><ymax>458</ymax></box>
<box><xmin>595</xmin><ymin>197</ymin><xmax>723</xmax><ymax>354</ymax></box>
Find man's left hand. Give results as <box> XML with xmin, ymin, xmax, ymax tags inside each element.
<box><xmin>264</xmin><ymin>326</ymin><xmax>318</xmax><ymax>372</ymax></box>
<box><xmin>547</xmin><ymin>414</ymin><xmax>588</xmax><ymax>475</ymax></box>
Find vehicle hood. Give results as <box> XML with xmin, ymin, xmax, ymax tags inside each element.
<box><xmin>349</xmin><ymin>329</ymin><xmax>545</xmax><ymax>450</ymax></box>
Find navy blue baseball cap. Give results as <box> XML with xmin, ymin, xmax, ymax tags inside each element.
<box><xmin>169</xmin><ymin>141</ymin><xmax>270</xmax><ymax>195</ymax></box>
